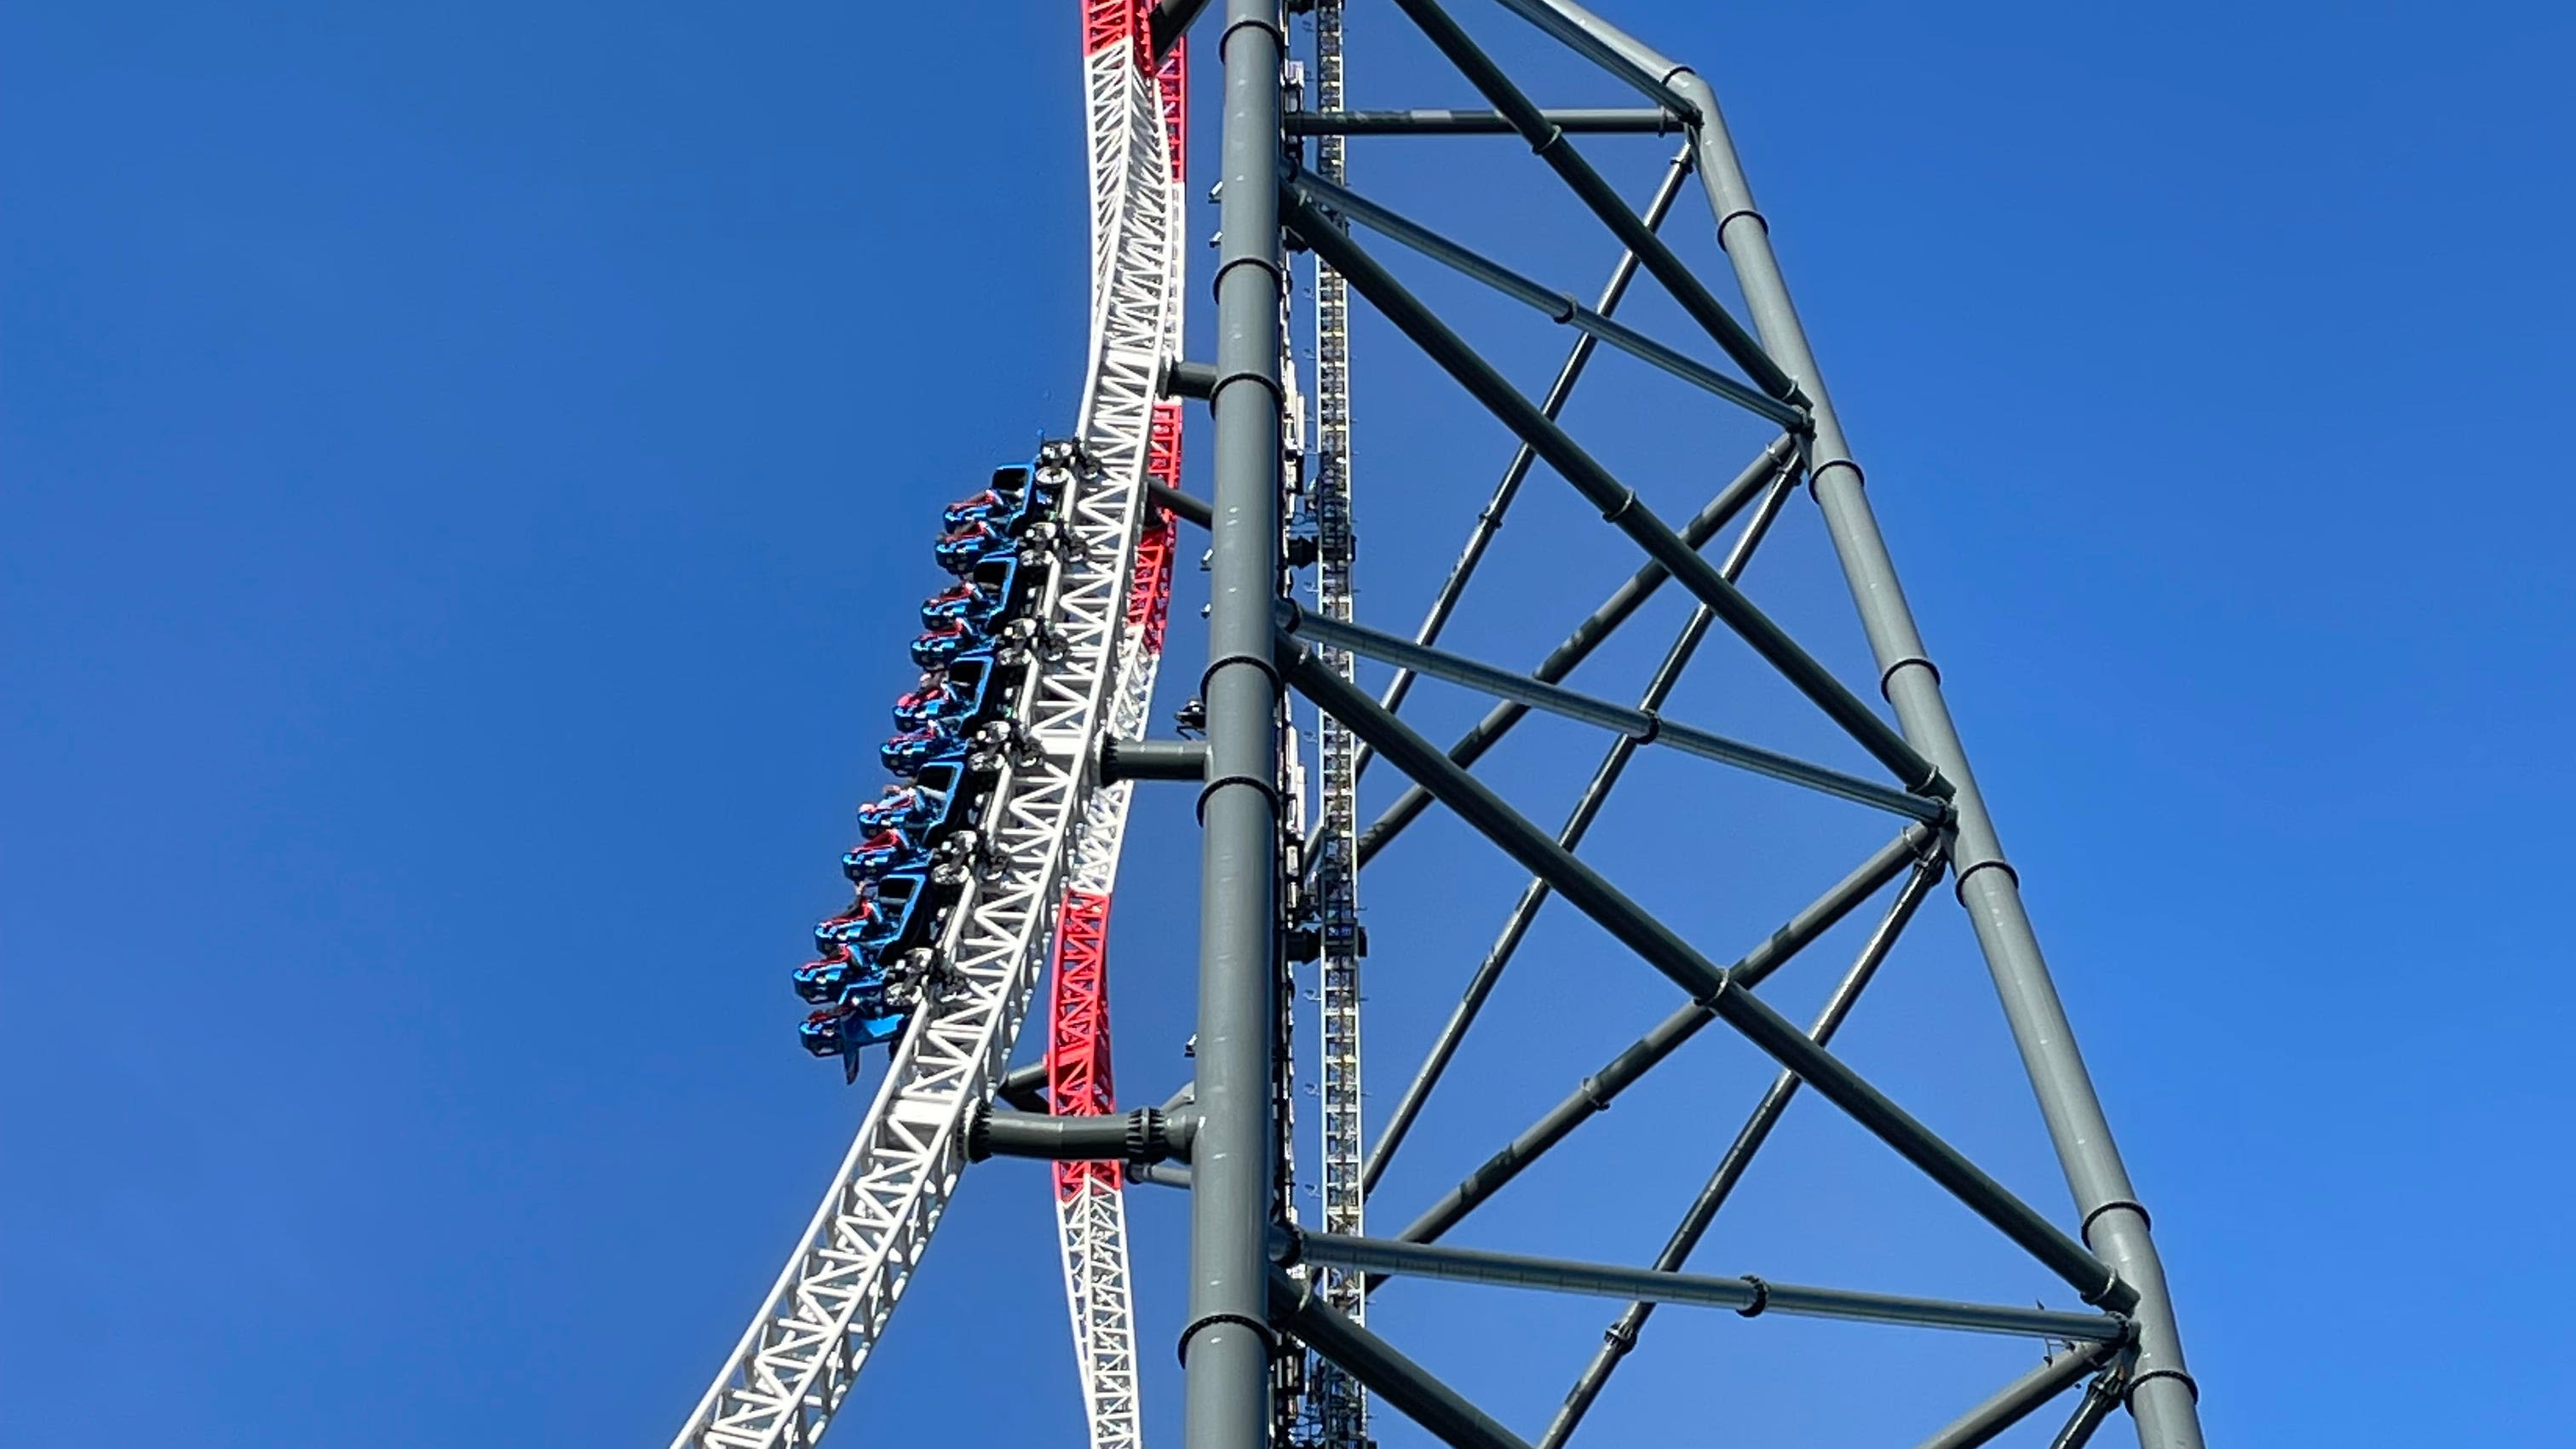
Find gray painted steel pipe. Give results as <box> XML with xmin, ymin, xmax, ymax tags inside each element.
<box><xmin>1361</xmin><ymin>471</ymin><xmax>1797</xmax><ymax>1196</ymax></box>
<box><xmin>1283</xmin><ymin>601</ymin><xmax>1942</xmax><ymax>821</ymax></box>
<box><xmin>1360</xmin><ymin>147</ymin><xmax>1699</xmax><ymax>757</ymax></box>
<box><xmin>1101</xmin><ymin>737</ymin><xmax>1209</xmax><ymax>783</ymax></box>
<box><xmin>995</xmin><ymin>1059</ymin><xmax>1051</xmax><ymax>1113</ymax></box>
<box><xmin>1386</xmin><ymin>826</ymin><xmax>1931</xmax><ymax>1251</ymax></box>
<box><xmin>1286</xmin><ymin>202</ymin><xmax>1946</xmax><ymax>797</ymax></box>
<box><xmin>1912</xmin><ymin>1345</ymin><xmax>2126</xmax><ymax>1449</ymax></box>
<box><xmin>1268</xmin><ymin>1272</ymin><xmax>1535</xmax><ymax>1449</ymax></box>
<box><xmin>1540</xmin><ymin>857</ymin><xmax>1944</xmax><ymax>1448</ymax></box>
<box><xmin>1283</xmin><ymin>646</ymin><xmax>2125</xmax><ymax>1309</ymax></box>
<box><xmin>1147</xmin><ymin>480</ymin><xmax>1213</xmax><ymax>527</ymax></box>
<box><xmin>1297</xmin><ymin>1232</ymin><xmax>2127</xmax><ymax>1343</ymax></box>
<box><xmin>1357</xmin><ymin>435</ymin><xmax>1797</xmax><ymax>864</ymax></box>
<box><xmin>1384</xmin><ymin>0</ymin><xmax>1784</xmax><ymax>396</ymax></box>
<box><xmin>1287</xmin><ymin>170</ymin><xmax>1801</xmax><ymax>426</ymax></box>
<box><xmin>1494</xmin><ymin>5</ymin><xmax>2205</xmax><ymax>1442</ymax></box>
<box><xmin>1184</xmin><ymin>8</ymin><xmax>1286</xmax><ymax>1449</ymax></box>
<box><xmin>968</xmin><ymin>1105</ymin><xmax>1190</xmax><ymax>1164</ymax></box>
<box><xmin>1286</xmin><ymin>107</ymin><xmax>1679</xmax><ymax>135</ymax></box>
<box><xmin>2050</xmin><ymin>1367</ymin><xmax>2131</xmax><ymax>1449</ymax></box>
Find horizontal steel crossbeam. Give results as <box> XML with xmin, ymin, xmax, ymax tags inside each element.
<box><xmin>1280</xmin><ymin>641</ymin><xmax>2130</xmax><ymax>1310</ymax></box>
<box><xmin>1294</xmin><ymin>1233</ymin><xmax>2130</xmax><ymax>1342</ymax></box>
<box><xmin>1281</xmin><ymin>601</ymin><xmax>1946</xmax><ymax>820</ymax></box>
<box><xmin>1384</xmin><ymin>826</ymin><xmax>1935</xmax><ymax>1250</ymax></box>
<box><xmin>1542</xmin><ymin>857</ymin><xmax>1946</xmax><ymax>1447</ymax></box>
<box><xmin>1358</xmin><ymin>436</ymin><xmax>1797</xmax><ymax>865</ymax></box>
<box><xmin>1386</xmin><ymin>0</ymin><xmax>1785</xmax><ymax>396</ymax></box>
<box><xmin>1285</xmin><ymin>107</ymin><xmax>1681</xmax><ymax>135</ymax></box>
<box><xmin>1285</xmin><ymin>200</ymin><xmax>1948</xmax><ymax>796</ymax></box>
<box><xmin>1358</xmin><ymin>147</ymin><xmax>1708</xmax><ymax>770</ymax></box>
<box><xmin>1287</xmin><ymin>170</ymin><xmax>1802</xmax><ymax>428</ymax></box>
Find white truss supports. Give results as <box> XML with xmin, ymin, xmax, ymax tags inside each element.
<box><xmin>665</xmin><ymin>24</ymin><xmax>1182</xmax><ymax>1449</ymax></box>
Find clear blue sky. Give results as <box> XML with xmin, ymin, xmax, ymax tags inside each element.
<box><xmin>7</xmin><ymin>2</ymin><xmax>2570</xmax><ymax>1445</ymax></box>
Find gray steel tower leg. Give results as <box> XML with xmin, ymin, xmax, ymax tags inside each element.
<box><xmin>1184</xmin><ymin>5</ymin><xmax>1286</xmax><ymax>1449</ymax></box>
<box><xmin>1504</xmin><ymin>5</ymin><xmax>2205</xmax><ymax>1446</ymax></box>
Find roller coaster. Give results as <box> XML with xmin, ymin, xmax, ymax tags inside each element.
<box><xmin>665</xmin><ymin>3</ymin><xmax>2207</xmax><ymax>1449</ymax></box>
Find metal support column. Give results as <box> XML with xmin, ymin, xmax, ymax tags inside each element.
<box><xmin>1184</xmin><ymin>6</ymin><xmax>1287</xmax><ymax>1449</ymax></box>
<box><xmin>1493</xmin><ymin>5</ymin><xmax>2206</xmax><ymax>1443</ymax></box>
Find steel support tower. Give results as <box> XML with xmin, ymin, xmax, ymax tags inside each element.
<box><xmin>667</xmin><ymin>3</ymin><xmax>2205</xmax><ymax>1449</ymax></box>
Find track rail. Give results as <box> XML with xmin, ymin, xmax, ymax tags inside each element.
<box><xmin>1049</xmin><ymin>18</ymin><xmax>1190</xmax><ymax>1449</ymax></box>
<box><xmin>668</xmin><ymin>9</ymin><xmax>1182</xmax><ymax>1446</ymax></box>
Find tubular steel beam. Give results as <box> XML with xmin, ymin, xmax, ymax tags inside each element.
<box><xmin>1361</xmin><ymin>469</ymin><xmax>1796</xmax><ymax>1196</ymax></box>
<box><xmin>1383</xmin><ymin>827</ymin><xmax>1932</xmax><ymax>1251</ymax></box>
<box><xmin>969</xmin><ymin>1105</ymin><xmax>1191</xmax><ymax>1164</ymax></box>
<box><xmin>1164</xmin><ymin>359</ymin><xmax>1222</xmax><ymax>402</ymax></box>
<box><xmin>1286</xmin><ymin>107</ymin><xmax>1681</xmax><ymax>135</ymax></box>
<box><xmin>1149</xmin><ymin>0</ymin><xmax>1216</xmax><ymax>59</ymax></box>
<box><xmin>1360</xmin><ymin>147</ymin><xmax>1704</xmax><ymax>760</ymax></box>
<box><xmin>1481</xmin><ymin>0</ymin><xmax>1705</xmax><ymax>120</ymax></box>
<box><xmin>1282</xmin><ymin>645</ymin><xmax>2128</xmax><ymax>1309</ymax></box>
<box><xmin>1358</xmin><ymin>435</ymin><xmax>1797</xmax><ymax>865</ymax></box>
<box><xmin>1130</xmin><ymin>1161</ymin><xmax>1196</xmax><ymax>1192</ymax></box>
<box><xmin>1185</xmin><ymin>8</ymin><xmax>1286</xmax><ymax>1449</ymax></box>
<box><xmin>1912</xmin><ymin>1345</ymin><xmax>2127</xmax><ymax>1449</ymax></box>
<box><xmin>1268</xmin><ymin>1271</ymin><xmax>1535</xmax><ymax>1449</ymax></box>
<box><xmin>1150</xmin><ymin>480</ymin><xmax>1214</xmax><ymax>527</ymax></box>
<box><xmin>2050</xmin><ymin>1366</ymin><xmax>2131</xmax><ymax>1449</ymax></box>
<box><xmin>1540</xmin><ymin>857</ymin><xmax>1943</xmax><ymax>1448</ymax></box>
<box><xmin>1384</xmin><ymin>0</ymin><xmax>1782</xmax><ymax>396</ymax></box>
<box><xmin>1101</xmin><ymin>737</ymin><xmax>1210</xmax><ymax>783</ymax></box>
<box><xmin>996</xmin><ymin>1059</ymin><xmax>1052</xmax><ymax>1113</ymax></box>
<box><xmin>1287</xmin><ymin>170</ymin><xmax>1802</xmax><ymax>428</ymax></box>
<box><xmin>1296</xmin><ymin>1233</ymin><xmax>2127</xmax><ymax>1343</ymax></box>
<box><xmin>1283</xmin><ymin>601</ymin><xmax>1944</xmax><ymax>821</ymax></box>
<box><xmin>1286</xmin><ymin>201</ymin><xmax>1948</xmax><ymax>797</ymax></box>
<box><xmin>1508</xmin><ymin>4</ymin><xmax>2205</xmax><ymax>1438</ymax></box>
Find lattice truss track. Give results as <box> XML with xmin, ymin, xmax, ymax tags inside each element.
<box><xmin>666</xmin><ymin>4</ymin><xmax>1182</xmax><ymax>1445</ymax></box>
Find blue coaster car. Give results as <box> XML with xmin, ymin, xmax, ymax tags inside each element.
<box><xmin>793</xmin><ymin>952</ymin><xmax>888</xmax><ymax>1007</ymax></box>
<box><xmin>911</xmin><ymin>618</ymin><xmax>981</xmax><ymax>669</ymax></box>
<box><xmin>855</xmin><ymin>765</ymin><xmax>972</xmax><ymax>853</ymax></box>
<box><xmin>855</xmin><ymin>784</ymin><xmax>936</xmax><ymax>836</ymax></box>
<box><xmin>842</xmin><ymin>826</ymin><xmax>924</xmax><ymax>883</ymax></box>
<box><xmin>934</xmin><ymin>519</ymin><xmax>1015</xmax><ymax>576</ymax></box>
<box><xmin>940</xmin><ymin>487</ymin><xmax>1014</xmax><ymax>534</ymax></box>
<box><xmin>811</xmin><ymin>898</ymin><xmax>881</xmax><ymax>960</ymax></box>
<box><xmin>892</xmin><ymin>651</ymin><xmax>1001</xmax><ymax>734</ymax></box>
<box><xmin>812</xmin><ymin>870</ymin><xmax>939</xmax><ymax>969</ymax></box>
<box><xmin>802</xmin><ymin>1004</ymin><xmax>910</xmax><ymax>1080</ymax></box>
<box><xmin>906</xmin><ymin>762</ymin><xmax>974</xmax><ymax>836</ymax></box>
<box><xmin>881</xmin><ymin>726</ymin><xmax>958</xmax><ymax>779</ymax></box>
<box><xmin>943</xmin><ymin>463</ymin><xmax>1054</xmax><ymax>532</ymax></box>
<box><xmin>922</xmin><ymin>580</ymin><xmax>1004</xmax><ymax>633</ymax></box>
<box><xmin>892</xmin><ymin>674</ymin><xmax>950</xmax><ymax>732</ymax></box>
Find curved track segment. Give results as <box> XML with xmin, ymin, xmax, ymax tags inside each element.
<box><xmin>668</xmin><ymin>14</ymin><xmax>1181</xmax><ymax>1448</ymax></box>
<box><xmin>1049</xmin><ymin>14</ymin><xmax>1189</xmax><ymax>1449</ymax></box>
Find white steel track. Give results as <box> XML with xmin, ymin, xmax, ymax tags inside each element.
<box><xmin>1049</xmin><ymin>30</ymin><xmax>1189</xmax><ymax>1449</ymax></box>
<box><xmin>668</xmin><ymin>24</ymin><xmax>1181</xmax><ymax>1449</ymax></box>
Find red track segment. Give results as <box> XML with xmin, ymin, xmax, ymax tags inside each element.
<box><xmin>1046</xmin><ymin>889</ymin><xmax>1120</xmax><ymax>1198</ymax></box>
<box><xmin>1050</xmin><ymin>18</ymin><xmax>1188</xmax><ymax>1202</ymax></box>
